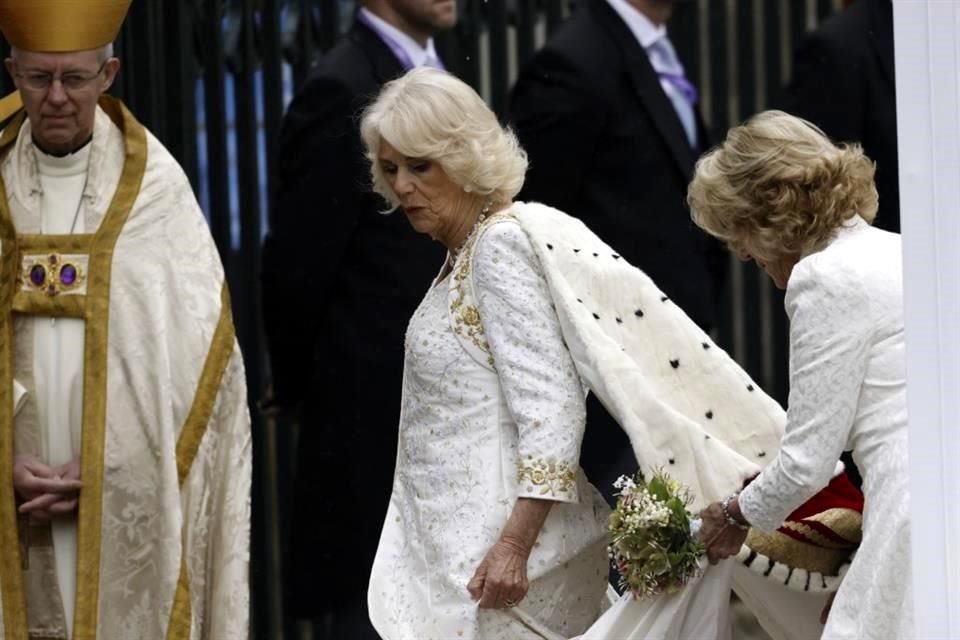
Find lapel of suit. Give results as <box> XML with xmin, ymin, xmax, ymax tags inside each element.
<box><xmin>867</xmin><ymin>0</ymin><xmax>895</xmax><ymax>90</ymax></box>
<box><xmin>349</xmin><ymin>17</ymin><xmax>407</xmax><ymax>85</ymax></box>
<box><xmin>591</xmin><ymin>0</ymin><xmax>697</xmax><ymax>179</ymax></box>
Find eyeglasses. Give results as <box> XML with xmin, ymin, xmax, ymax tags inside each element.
<box><xmin>15</xmin><ymin>60</ymin><xmax>107</xmax><ymax>92</ymax></box>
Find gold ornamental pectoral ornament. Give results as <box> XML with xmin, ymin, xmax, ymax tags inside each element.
<box><xmin>23</xmin><ymin>253</ymin><xmax>84</xmax><ymax>296</ymax></box>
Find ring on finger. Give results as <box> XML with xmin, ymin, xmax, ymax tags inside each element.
<box><xmin>504</xmin><ymin>599</ymin><xmax>517</xmax><ymax>608</ymax></box>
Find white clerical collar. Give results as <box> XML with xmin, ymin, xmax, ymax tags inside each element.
<box><xmin>359</xmin><ymin>7</ymin><xmax>440</xmax><ymax>69</ymax></box>
<box><xmin>34</xmin><ymin>139</ymin><xmax>92</xmax><ymax>178</ymax></box>
<box><xmin>606</xmin><ymin>0</ymin><xmax>667</xmax><ymax>49</ymax></box>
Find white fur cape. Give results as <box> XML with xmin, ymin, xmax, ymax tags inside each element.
<box><xmin>506</xmin><ymin>202</ymin><xmax>786</xmax><ymax>511</ymax></box>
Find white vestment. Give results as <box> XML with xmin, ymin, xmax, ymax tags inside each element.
<box><xmin>0</xmin><ymin>98</ymin><xmax>251</xmax><ymax>640</ymax></box>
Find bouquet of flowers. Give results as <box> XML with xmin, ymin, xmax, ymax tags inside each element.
<box><xmin>608</xmin><ymin>469</ymin><xmax>704</xmax><ymax>599</ymax></box>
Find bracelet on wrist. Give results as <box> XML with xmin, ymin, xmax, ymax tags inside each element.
<box><xmin>721</xmin><ymin>494</ymin><xmax>749</xmax><ymax>530</ymax></box>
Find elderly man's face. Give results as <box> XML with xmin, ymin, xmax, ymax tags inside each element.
<box><xmin>388</xmin><ymin>0</ymin><xmax>458</xmax><ymax>34</ymax></box>
<box><xmin>5</xmin><ymin>49</ymin><xmax>119</xmax><ymax>155</ymax></box>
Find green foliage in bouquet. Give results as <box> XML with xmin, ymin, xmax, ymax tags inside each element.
<box><xmin>608</xmin><ymin>469</ymin><xmax>704</xmax><ymax>598</ymax></box>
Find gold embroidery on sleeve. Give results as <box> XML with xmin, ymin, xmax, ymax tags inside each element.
<box><xmin>517</xmin><ymin>457</ymin><xmax>577</xmax><ymax>497</ymax></box>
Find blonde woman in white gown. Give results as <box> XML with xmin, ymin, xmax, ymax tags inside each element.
<box><xmin>361</xmin><ymin>68</ymin><xmax>610</xmax><ymax>640</ymax></box>
<box><xmin>692</xmin><ymin>111</ymin><xmax>912</xmax><ymax>640</ymax></box>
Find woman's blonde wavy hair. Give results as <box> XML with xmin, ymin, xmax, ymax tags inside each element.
<box><xmin>360</xmin><ymin>67</ymin><xmax>528</xmax><ymax>208</ymax></box>
<box><xmin>687</xmin><ymin>110</ymin><xmax>878</xmax><ymax>263</ymax></box>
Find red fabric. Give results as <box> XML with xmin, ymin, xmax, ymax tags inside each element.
<box><xmin>739</xmin><ymin>470</ymin><xmax>863</xmax><ymax>581</ymax></box>
<box><xmin>742</xmin><ymin>471</ymin><xmax>864</xmax><ymax>522</ymax></box>
<box><xmin>783</xmin><ymin>472</ymin><xmax>864</xmax><ymax>522</ymax></box>
<box><xmin>742</xmin><ymin>471</ymin><xmax>864</xmax><ymax>546</ymax></box>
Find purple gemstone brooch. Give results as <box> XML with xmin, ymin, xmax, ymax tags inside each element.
<box><xmin>23</xmin><ymin>253</ymin><xmax>85</xmax><ymax>296</ymax></box>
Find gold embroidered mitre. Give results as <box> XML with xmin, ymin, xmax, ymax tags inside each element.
<box><xmin>0</xmin><ymin>0</ymin><xmax>132</xmax><ymax>52</ymax></box>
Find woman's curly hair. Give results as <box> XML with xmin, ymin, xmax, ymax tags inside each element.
<box><xmin>687</xmin><ymin>110</ymin><xmax>878</xmax><ymax>263</ymax></box>
<box><xmin>360</xmin><ymin>67</ymin><xmax>527</xmax><ymax>208</ymax></box>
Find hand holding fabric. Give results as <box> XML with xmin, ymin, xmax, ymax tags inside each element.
<box><xmin>467</xmin><ymin>536</ymin><xmax>531</xmax><ymax>609</ymax></box>
<box><xmin>14</xmin><ymin>454</ymin><xmax>82</xmax><ymax>518</ymax></box>
<box><xmin>699</xmin><ymin>501</ymin><xmax>749</xmax><ymax>565</ymax></box>
<box><xmin>467</xmin><ymin>497</ymin><xmax>553</xmax><ymax>609</ymax></box>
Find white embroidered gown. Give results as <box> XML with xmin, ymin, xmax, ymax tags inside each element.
<box><xmin>368</xmin><ymin>218</ymin><xmax>610</xmax><ymax>640</ymax></box>
<box><xmin>740</xmin><ymin>217</ymin><xmax>912</xmax><ymax>639</ymax></box>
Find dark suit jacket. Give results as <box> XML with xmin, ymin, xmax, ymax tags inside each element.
<box><xmin>782</xmin><ymin>0</ymin><xmax>898</xmax><ymax>233</ymax></box>
<box><xmin>509</xmin><ymin>0</ymin><xmax>725</xmax><ymax>499</ymax></box>
<box><xmin>261</xmin><ymin>19</ymin><xmax>443</xmax><ymax>615</ymax></box>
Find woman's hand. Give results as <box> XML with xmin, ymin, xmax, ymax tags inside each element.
<box><xmin>467</xmin><ymin>536</ymin><xmax>531</xmax><ymax>609</ymax></box>
<box><xmin>699</xmin><ymin>501</ymin><xmax>749</xmax><ymax>564</ymax></box>
<box><xmin>14</xmin><ymin>455</ymin><xmax>82</xmax><ymax>519</ymax></box>
<box><xmin>467</xmin><ymin>497</ymin><xmax>553</xmax><ymax>609</ymax></box>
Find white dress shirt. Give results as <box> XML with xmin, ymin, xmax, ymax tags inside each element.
<box><xmin>358</xmin><ymin>7</ymin><xmax>443</xmax><ymax>69</ymax></box>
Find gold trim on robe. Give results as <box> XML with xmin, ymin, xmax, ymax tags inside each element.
<box><xmin>0</xmin><ymin>138</ymin><xmax>26</xmax><ymax>638</ymax></box>
<box><xmin>73</xmin><ymin>95</ymin><xmax>147</xmax><ymax>640</ymax></box>
<box><xmin>166</xmin><ymin>283</ymin><xmax>237</xmax><ymax>640</ymax></box>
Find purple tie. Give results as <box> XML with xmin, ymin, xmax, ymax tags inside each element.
<box><xmin>658</xmin><ymin>70</ymin><xmax>699</xmax><ymax>105</ymax></box>
<box><xmin>647</xmin><ymin>35</ymin><xmax>699</xmax><ymax>148</ymax></box>
<box><xmin>648</xmin><ymin>36</ymin><xmax>699</xmax><ymax>105</ymax></box>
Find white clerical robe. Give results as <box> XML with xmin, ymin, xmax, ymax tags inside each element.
<box><xmin>0</xmin><ymin>97</ymin><xmax>250</xmax><ymax>640</ymax></box>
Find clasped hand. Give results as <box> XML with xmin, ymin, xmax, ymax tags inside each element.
<box><xmin>13</xmin><ymin>454</ymin><xmax>82</xmax><ymax>519</ymax></box>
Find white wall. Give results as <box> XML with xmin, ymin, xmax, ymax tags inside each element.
<box><xmin>893</xmin><ymin>2</ymin><xmax>960</xmax><ymax>637</ymax></box>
